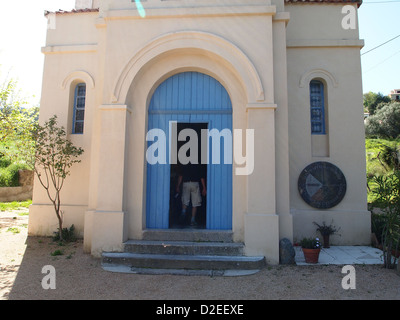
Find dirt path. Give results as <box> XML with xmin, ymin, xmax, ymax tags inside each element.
<box><xmin>1</xmin><ymin>209</ymin><xmax>400</xmax><ymax>300</ymax></box>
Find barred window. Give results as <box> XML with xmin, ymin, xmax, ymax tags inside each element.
<box><xmin>72</xmin><ymin>83</ymin><xmax>86</xmax><ymax>134</ymax></box>
<box><xmin>310</xmin><ymin>80</ymin><xmax>325</xmax><ymax>135</ymax></box>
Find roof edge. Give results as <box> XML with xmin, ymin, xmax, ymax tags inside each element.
<box><xmin>44</xmin><ymin>8</ymin><xmax>99</xmax><ymax>16</ymax></box>
<box><xmin>285</xmin><ymin>0</ymin><xmax>362</xmax><ymax>7</ymax></box>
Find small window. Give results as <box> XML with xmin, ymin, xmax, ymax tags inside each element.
<box><xmin>309</xmin><ymin>80</ymin><xmax>325</xmax><ymax>135</ymax></box>
<box><xmin>72</xmin><ymin>83</ymin><xmax>86</xmax><ymax>134</ymax></box>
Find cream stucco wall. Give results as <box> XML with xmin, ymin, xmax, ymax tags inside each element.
<box><xmin>286</xmin><ymin>3</ymin><xmax>370</xmax><ymax>245</ymax></box>
<box><xmin>29</xmin><ymin>0</ymin><xmax>369</xmax><ymax>264</ymax></box>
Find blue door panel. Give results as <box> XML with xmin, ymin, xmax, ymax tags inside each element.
<box><xmin>146</xmin><ymin>72</ymin><xmax>232</xmax><ymax>230</ymax></box>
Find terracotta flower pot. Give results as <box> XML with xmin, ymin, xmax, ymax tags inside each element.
<box><xmin>302</xmin><ymin>248</ymin><xmax>321</xmax><ymax>264</ymax></box>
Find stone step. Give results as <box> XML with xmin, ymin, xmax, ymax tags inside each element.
<box><xmin>124</xmin><ymin>240</ymin><xmax>244</xmax><ymax>256</ymax></box>
<box><xmin>102</xmin><ymin>252</ymin><xmax>266</xmax><ymax>271</ymax></box>
<box><xmin>142</xmin><ymin>229</ymin><xmax>233</xmax><ymax>242</ymax></box>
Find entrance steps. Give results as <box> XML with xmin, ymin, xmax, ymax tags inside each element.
<box><xmin>101</xmin><ymin>230</ymin><xmax>266</xmax><ymax>276</ymax></box>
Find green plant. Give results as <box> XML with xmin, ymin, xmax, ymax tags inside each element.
<box><xmin>299</xmin><ymin>237</ymin><xmax>321</xmax><ymax>249</ymax></box>
<box><xmin>366</xmin><ymin>138</ymin><xmax>400</xmax><ymax>203</ymax></box>
<box><xmin>0</xmin><ymin>155</ymin><xmax>11</xmax><ymax>168</ymax></box>
<box><xmin>371</xmin><ymin>212</ymin><xmax>386</xmax><ymax>245</ymax></box>
<box><xmin>0</xmin><ymin>200</ymin><xmax>32</xmax><ymax>212</ymax></box>
<box><xmin>50</xmin><ymin>249</ymin><xmax>63</xmax><ymax>256</ymax></box>
<box><xmin>7</xmin><ymin>227</ymin><xmax>20</xmax><ymax>234</ymax></box>
<box><xmin>52</xmin><ymin>224</ymin><xmax>77</xmax><ymax>243</ymax></box>
<box><xmin>369</xmin><ymin>170</ymin><xmax>400</xmax><ymax>269</ymax></box>
<box><xmin>313</xmin><ymin>221</ymin><xmax>341</xmax><ymax>236</ymax></box>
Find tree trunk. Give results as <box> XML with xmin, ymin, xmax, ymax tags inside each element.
<box><xmin>53</xmin><ymin>191</ymin><xmax>63</xmax><ymax>241</ymax></box>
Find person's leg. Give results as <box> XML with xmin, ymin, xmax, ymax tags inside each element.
<box><xmin>190</xmin><ymin>182</ymin><xmax>202</xmax><ymax>225</ymax></box>
<box><xmin>181</xmin><ymin>183</ymin><xmax>190</xmax><ymax>221</ymax></box>
<box><xmin>191</xmin><ymin>206</ymin><xmax>197</xmax><ymax>225</ymax></box>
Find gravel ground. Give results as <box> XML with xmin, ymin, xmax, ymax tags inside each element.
<box><xmin>1</xmin><ymin>209</ymin><xmax>400</xmax><ymax>301</ymax></box>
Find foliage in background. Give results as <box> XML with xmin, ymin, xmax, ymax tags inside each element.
<box><xmin>363</xmin><ymin>91</ymin><xmax>391</xmax><ymax>116</ymax></box>
<box><xmin>365</xmin><ymin>102</ymin><xmax>400</xmax><ymax>140</ymax></box>
<box><xmin>366</xmin><ymin>139</ymin><xmax>400</xmax><ymax>203</ymax></box>
<box><xmin>364</xmin><ymin>93</ymin><xmax>400</xmax><ymax>268</ymax></box>
<box><xmin>0</xmin><ymin>72</ymin><xmax>38</xmax><ymax>187</ymax></box>
<box><xmin>0</xmin><ymin>162</ymin><xmax>29</xmax><ymax>187</ymax></box>
<box><xmin>0</xmin><ymin>75</ymin><xmax>38</xmax><ymax>153</ymax></box>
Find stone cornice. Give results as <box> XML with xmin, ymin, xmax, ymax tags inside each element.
<box><xmin>287</xmin><ymin>39</ymin><xmax>364</xmax><ymax>48</ymax></box>
<box><xmin>103</xmin><ymin>5</ymin><xmax>276</xmax><ymax>20</ymax></box>
<box><xmin>41</xmin><ymin>44</ymin><xmax>98</xmax><ymax>55</ymax></box>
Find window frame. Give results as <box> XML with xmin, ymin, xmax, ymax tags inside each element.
<box><xmin>309</xmin><ymin>80</ymin><xmax>326</xmax><ymax>135</ymax></box>
<box><xmin>72</xmin><ymin>83</ymin><xmax>86</xmax><ymax>134</ymax></box>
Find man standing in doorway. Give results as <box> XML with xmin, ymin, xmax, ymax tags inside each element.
<box><xmin>176</xmin><ymin>163</ymin><xmax>207</xmax><ymax>226</ymax></box>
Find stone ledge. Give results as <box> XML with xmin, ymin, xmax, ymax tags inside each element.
<box><xmin>0</xmin><ymin>186</ymin><xmax>33</xmax><ymax>202</ymax></box>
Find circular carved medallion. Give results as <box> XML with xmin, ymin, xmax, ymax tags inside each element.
<box><xmin>298</xmin><ymin>162</ymin><xmax>347</xmax><ymax>209</ymax></box>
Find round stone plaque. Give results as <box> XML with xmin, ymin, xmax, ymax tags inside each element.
<box><xmin>298</xmin><ymin>162</ymin><xmax>347</xmax><ymax>209</ymax></box>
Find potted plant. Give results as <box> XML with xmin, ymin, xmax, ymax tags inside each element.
<box><xmin>313</xmin><ymin>220</ymin><xmax>341</xmax><ymax>248</ymax></box>
<box><xmin>300</xmin><ymin>237</ymin><xmax>321</xmax><ymax>263</ymax></box>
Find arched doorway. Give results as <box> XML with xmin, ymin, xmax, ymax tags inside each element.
<box><xmin>146</xmin><ymin>71</ymin><xmax>233</xmax><ymax>230</ymax></box>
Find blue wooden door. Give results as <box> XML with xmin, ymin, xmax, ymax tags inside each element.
<box><xmin>146</xmin><ymin>72</ymin><xmax>232</xmax><ymax>230</ymax></box>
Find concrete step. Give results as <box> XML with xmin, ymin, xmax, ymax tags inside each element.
<box><xmin>124</xmin><ymin>240</ymin><xmax>244</xmax><ymax>256</ymax></box>
<box><xmin>101</xmin><ymin>231</ymin><xmax>266</xmax><ymax>276</ymax></box>
<box><xmin>142</xmin><ymin>229</ymin><xmax>233</xmax><ymax>242</ymax></box>
<box><xmin>102</xmin><ymin>252</ymin><xmax>266</xmax><ymax>271</ymax></box>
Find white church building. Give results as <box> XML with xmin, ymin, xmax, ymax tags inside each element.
<box><xmin>29</xmin><ymin>0</ymin><xmax>370</xmax><ymax>266</ymax></box>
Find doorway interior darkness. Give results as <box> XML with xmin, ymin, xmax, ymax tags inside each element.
<box><xmin>169</xmin><ymin>122</ymin><xmax>208</xmax><ymax>229</ymax></box>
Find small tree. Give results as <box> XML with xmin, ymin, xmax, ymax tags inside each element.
<box><xmin>31</xmin><ymin>115</ymin><xmax>84</xmax><ymax>241</ymax></box>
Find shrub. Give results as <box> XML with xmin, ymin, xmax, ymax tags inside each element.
<box><xmin>0</xmin><ymin>162</ymin><xmax>29</xmax><ymax>187</ymax></box>
<box><xmin>0</xmin><ymin>156</ymin><xmax>11</xmax><ymax>168</ymax></box>
<box><xmin>50</xmin><ymin>249</ymin><xmax>64</xmax><ymax>257</ymax></box>
<box><xmin>371</xmin><ymin>212</ymin><xmax>386</xmax><ymax>244</ymax></box>
<box><xmin>52</xmin><ymin>225</ymin><xmax>77</xmax><ymax>243</ymax></box>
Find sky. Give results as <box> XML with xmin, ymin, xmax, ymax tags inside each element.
<box><xmin>358</xmin><ymin>0</ymin><xmax>400</xmax><ymax>96</ymax></box>
<box><xmin>0</xmin><ymin>0</ymin><xmax>399</xmax><ymax>106</ymax></box>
